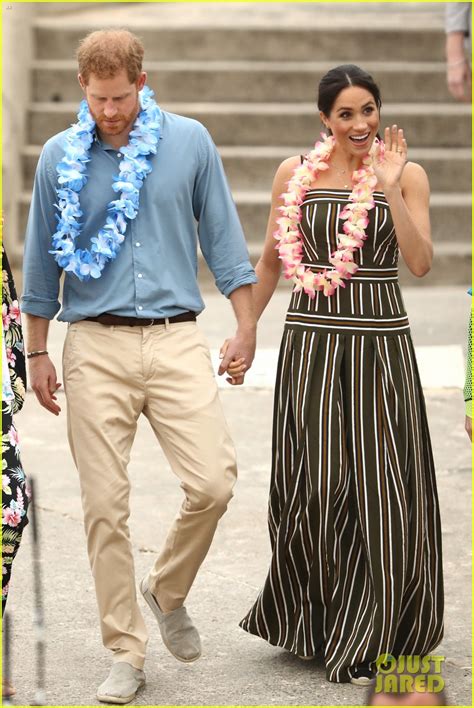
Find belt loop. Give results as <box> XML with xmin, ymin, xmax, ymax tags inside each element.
<box><xmin>165</xmin><ymin>317</ymin><xmax>170</xmax><ymax>330</ymax></box>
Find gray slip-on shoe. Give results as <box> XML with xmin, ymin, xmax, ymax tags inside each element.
<box><xmin>97</xmin><ymin>662</ymin><xmax>146</xmax><ymax>704</ymax></box>
<box><xmin>140</xmin><ymin>577</ymin><xmax>201</xmax><ymax>662</ymax></box>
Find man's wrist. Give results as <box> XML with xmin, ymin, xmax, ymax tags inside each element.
<box><xmin>236</xmin><ymin>322</ymin><xmax>257</xmax><ymax>336</ymax></box>
<box><xmin>447</xmin><ymin>57</ymin><xmax>467</xmax><ymax>68</ymax></box>
<box><xmin>27</xmin><ymin>350</ymin><xmax>49</xmax><ymax>359</ymax></box>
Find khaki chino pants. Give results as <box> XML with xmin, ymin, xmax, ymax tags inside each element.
<box><xmin>63</xmin><ymin>320</ymin><xmax>237</xmax><ymax>669</ymax></box>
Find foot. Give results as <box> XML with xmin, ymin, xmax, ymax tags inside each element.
<box><xmin>140</xmin><ymin>577</ymin><xmax>201</xmax><ymax>662</ymax></box>
<box><xmin>96</xmin><ymin>662</ymin><xmax>146</xmax><ymax>704</ymax></box>
<box><xmin>2</xmin><ymin>679</ymin><xmax>16</xmax><ymax>698</ymax></box>
<box><xmin>349</xmin><ymin>662</ymin><xmax>375</xmax><ymax>686</ymax></box>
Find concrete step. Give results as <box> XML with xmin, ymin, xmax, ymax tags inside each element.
<box><xmin>21</xmin><ymin>146</ymin><xmax>472</xmax><ymax>195</ymax></box>
<box><xmin>200</xmin><ymin>241</ymin><xmax>472</xmax><ymax>289</ymax></box>
<box><xmin>243</xmin><ymin>242</ymin><xmax>472</xmax><ymax>289</ymax></box>
<box><xmin>34</xmin><ymin>24</ymin><xmax>446</xmax><ymax>63</ymax></box>
<box><xmin>34</xmin><ymin>2</ymin><xmax>445</xmax><ymax>28</ymax></box>
<box><xmin>233</xmin><ymin>192</ymin><xmax>471</xmax><ymax>247</ymax></box>
<box><xmin>10</xmin><ymin>212</ymin><xmax>470</xmax><ymax>288</ymax></box>
<box><xmin>17</xmin><ymin>190</ymin><xmax>471</xmax><ymax>254</ymax></box>
<box><xmin>32</xmin><ymin>60</ymin><xmax>454</xmax><ymax>104</ymax></box>
<box><xmin>28</xmin><ymin>102</ymin><xmax>472</xmax><ymax>148</ymax></box>
<box><xmin>398</xmin><ymin>242</ymin><xmax>471</xmax><ymax>287</ymax></box>
<box><xmin>219</xmin><ymin>147</ymin><xmax>473</xmax><ymax>194</ymax></box>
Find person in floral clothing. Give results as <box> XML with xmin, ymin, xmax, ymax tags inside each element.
<box><xmin>2</xmin><ymin>245</ymin><xmax>29</xmax><ymax>615</ymax></box>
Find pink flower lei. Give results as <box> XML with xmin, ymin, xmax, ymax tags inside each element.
<box><xmin>274</xmin><ymin>133</ymin><xmax>381</xmax><ymax>298</ymax></box>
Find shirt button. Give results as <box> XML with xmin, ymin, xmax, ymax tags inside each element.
<box><xmin>138</xmin><ymin>306</ymin><xmax>143</xmax><ymax>311</ymax></box>
<box><xmin>117</xmin><ymin>153</ymin><xmax>122</xmax><ymax>158</ymax></box>
<box><xmin>135</xmin><ymin>242</ymin><xmax>141</xmax><ymax>247</ymax></box>
<box><xmin>137</xmin><ymin>273</ymin><xmax>143</xmax><ymax>278</ymax></box>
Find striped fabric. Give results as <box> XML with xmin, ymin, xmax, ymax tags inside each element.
<box><xmin>240</xmin><ymin>189</ymin><xmax>443</xmax><ymax>683</ymax></box>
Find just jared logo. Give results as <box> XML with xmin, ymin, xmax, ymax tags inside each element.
<box><xmin>375</xmin><ymin>654</ymin><xmax>445</xmax><ymax>694</ymax></box>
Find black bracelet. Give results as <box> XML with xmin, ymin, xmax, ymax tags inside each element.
<box><xmin>26</xmin><ymin>350</ymin><xmax>49</xmax><ymax>359</ymax></box>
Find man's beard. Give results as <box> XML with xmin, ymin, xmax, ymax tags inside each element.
<box><xmin>90</xmin><ymin>101</ymin><xmax>139</xmax><ymax>138</ymax></box>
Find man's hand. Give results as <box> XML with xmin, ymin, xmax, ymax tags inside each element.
<box><xmin>223</xmin><ymin>283</ymin><xmax>257</xmax><ymax>385</ymax></box>
<box><xmin>447</xmin><ymin>59</ymin><xmax>471</xmax><ymax>102</ymax></box>
<box><xmin>465</xmin><ymin>414</ymin><xmax>472</xmax><ymax>442</ymax></box>
<box><xmin>218</xmin><ymin>330</ymin><xmax>256</xmax><ymax>386</ymax></box>
<box><xmin>219</xmin><ymin>338</ymin><xmax>247</xmax><ymax>385</ymax></box>
<box><xmin>29</xmin><ymin>355</ymin><xmax>62</xmax><ymax>415</ymax></box>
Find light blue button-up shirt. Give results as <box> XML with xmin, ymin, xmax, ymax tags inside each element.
<box><xmin>21</xmin><ymin>110</ymin><xmax>256</xmax><ymax>322</ymax></box>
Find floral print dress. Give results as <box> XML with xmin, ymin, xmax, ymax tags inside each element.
<box><xmin>2</xmin><ymin>246</ymin><xmax>29</xmax><ymax>611</ymax></box>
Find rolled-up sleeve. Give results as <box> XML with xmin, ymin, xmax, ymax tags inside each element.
<box><xmin>193</xmin><ymin>127</ymin><xmax>257</xmax><ymax>297</ymax></box>
<box><xmin>21</xmin><ymin>143</ymin><xmax>62</xmax><ymax>319</ymax></box>
<box><xmin>445</xmin><ymin>3</ymin><xmax>471</xmax><ymax>34</ymax></box>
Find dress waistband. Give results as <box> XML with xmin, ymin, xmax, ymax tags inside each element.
<box><xmin>285</xmin><ymin>311</ymin><xmax>410</xmax><ymax>335</ymax></box>
<box><xmin>302</xmin><ymin>263</ymin><xmax>399</xmax><ymax>281</ymax></box>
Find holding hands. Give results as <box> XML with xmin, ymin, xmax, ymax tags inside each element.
<box><xmin>373</xmin><ymin>125</ymin><xmax>407</xmax><ymax>191</ymax></box>
<box><xmin>219</xmin><ymin>338</ymin><xmax>248</xmax><ymax>386</ymax></box>
<box><xmin>218</xmin><ymin>335</ymin><xmax>254</xmax><ymax>386</ymax></box>
<box><xmin>218</xmin><ymin>283</ymin><xmax>257</xmax><ymax>386</ymax></box>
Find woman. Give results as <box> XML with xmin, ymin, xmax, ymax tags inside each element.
<box><xmin>2</xmin><ymin>244</ymin><xmax>29</xmax><ymax>697</ymax></box>
<box><xmin>224</xmin><ymin>65</ymin><xmax>443</xmax><ymax>684</ymax></box>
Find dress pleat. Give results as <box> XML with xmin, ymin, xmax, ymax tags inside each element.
<box><xmin>240</xmin><ymin>189</ymin><xmax>443</xmax><ymax>682</ymax></box>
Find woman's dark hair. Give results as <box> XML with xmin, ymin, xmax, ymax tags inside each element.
<box><xmin>318</xmin><ymin>64</ymin><xmax>382</xmax><ymax>118</ymax></box>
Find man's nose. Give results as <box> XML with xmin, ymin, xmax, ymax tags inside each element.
<box><xmin>103</xmin><ymin>103</ymin><xmax>118</xmax><ymax>118</ymax></box>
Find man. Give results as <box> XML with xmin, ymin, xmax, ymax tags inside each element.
<box><xmin>445</xmin><ymin>2</ymin><xmax>471</xmax><ymax>102</ymax></box>
<box><xmin>22</xmin><ymin>29</ymin><xmax>256</xmax><ymax>704</ymax></box>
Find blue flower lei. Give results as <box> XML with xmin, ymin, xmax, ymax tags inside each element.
<box><xmin>49</xmin><ymin>86</ymin><xmax>161</xmax><ymax>281</ymax></box>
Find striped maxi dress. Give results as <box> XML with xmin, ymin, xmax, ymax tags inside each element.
<box><xmin>240</xmin><ymin>188</ymin><xmax>444</xmax><ymax>683</ymax></box>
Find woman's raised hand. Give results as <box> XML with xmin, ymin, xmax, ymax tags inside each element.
<box><xmin>373</xmin><ymin>125</ymin><xmax>407</xmax><ymax>191</ymax></box>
